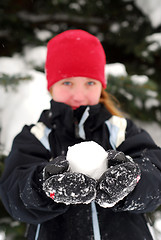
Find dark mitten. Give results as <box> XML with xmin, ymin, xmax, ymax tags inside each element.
<box><xmin>43</xmin><ymin>156</ymin><xmax>96</xmax><ymax>205</ymax></box>
<box><xmin>107</xmin><ymin>150</ymin><xmax>128</xmax><ymax>166</ymax></box>
<box><xmin>96</xmin><ymin>150</ymin><xmax>141</xmax><ymax>208</ymax></box>
<box><xmin>43</xmin><ymin>172</ymin><xmax>96</xmax><ymax>205</ymax></box>
<box><xmin>43</xmin><ymin>156</ymin><xmax>69</xmax><ymax>180</ymax></box>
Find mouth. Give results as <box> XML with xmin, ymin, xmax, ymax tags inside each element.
<box><xmin>72</xmin><ymin>106</ymin><xmax>80</xmax><ymax>110</ymax></box>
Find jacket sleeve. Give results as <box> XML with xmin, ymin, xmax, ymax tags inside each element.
<box><xmin>115</xmin><ymin>119</ymin><xmax>161</xmax><ymax>213</ymax></box>
<box><xmin>0</xmin><ymin>125</ymin><xmax>69</xmax><ymax>224</ymax></box>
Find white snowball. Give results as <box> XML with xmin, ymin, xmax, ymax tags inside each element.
<box><xmin>66</xmin><ymin>141</ymin><xmax>108</xmax><ymax>180</ymax></box>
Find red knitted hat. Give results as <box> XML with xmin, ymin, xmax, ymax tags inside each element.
<box><xmin>45</xmin><ymin>29</ymin><xmax>106</xmax><ymax>90</ymax></box>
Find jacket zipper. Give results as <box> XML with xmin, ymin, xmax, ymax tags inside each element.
<box><xmin>91</xmin><ymin>201</ymin><xmax>101</xmax><ymax>240</ymax></box>
<box><xmin>35</xmin><ymin>224</ymin><xmax>41</xmax><ymax>240</ymax></box>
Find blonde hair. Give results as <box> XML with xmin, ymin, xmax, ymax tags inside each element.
<box><xmin>99</xmin><ymin>89</ymin><xmax>123</xmax><ymax>117</ymax></box>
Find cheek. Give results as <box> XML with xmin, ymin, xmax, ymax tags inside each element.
<box><xmin>88</xmin><ymin>90</ymin><xmax>101</xmax><ymax>105</ymax></box>
<box><xmin>52</xmin><ymin>89</ymin><xmax>71</xmax><ymax>103</ymax></box>
<box><xmin>87</xmin><ymin>94</ymin><xmax>99</xmax><ymax>105</ymax></box>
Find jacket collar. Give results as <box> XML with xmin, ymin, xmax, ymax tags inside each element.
<box><xmin>39</xmin><ymin>100</ymin><xmax>111</xmax><ymax>132</ymax></box>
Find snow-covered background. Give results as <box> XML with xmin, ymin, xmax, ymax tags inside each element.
<box><xmin>135</xmin><ymin>0</ymin><xmax>161</xmax><ymax>28</ymax></box>
<box><xmin>0</xmin><ymin>0</ymin><xmax>161</xmax><ymax>239</ymax></box>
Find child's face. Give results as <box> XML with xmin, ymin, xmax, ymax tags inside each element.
<box><xmin>50</xmin><ymin>77</ymin><xmax>102</xmax><ymax>110</ymax></box>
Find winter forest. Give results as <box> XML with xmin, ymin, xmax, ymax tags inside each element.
<box><xmin>0</xmin><ymin>0</ymin><xmax>161</xmax><ymax>239</ymax></box>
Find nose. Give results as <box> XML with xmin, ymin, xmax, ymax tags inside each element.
<box><xmin>72</xmin><ymin>86</ymin><xmax>85</xmax><ymax>103</ymax></box>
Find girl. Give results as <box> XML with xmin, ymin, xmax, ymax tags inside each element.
<box><xmin>0</xmin><ymin>29</ymin><xmax>161</xmax><ymax>240</ymax></box>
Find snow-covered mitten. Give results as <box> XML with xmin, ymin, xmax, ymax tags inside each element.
<box><xmin>43</xmin><ymin>156</ymin><xmax>69</xmax><ymax>180</ymax></box>
<box><xmin>43</xmin><ymin>156</ymin><xmax>96</xmax><ymax>205</ymax></box>
<box><xmin>96</xmin><ymin>150</ymin><xmax>141</xmax><ymax>208</ymax></box>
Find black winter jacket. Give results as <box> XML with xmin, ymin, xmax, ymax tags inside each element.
<box><xmin>0</xmin><ymin>100</ymin><xmax>161</xmax><ymax>240</ymax></box>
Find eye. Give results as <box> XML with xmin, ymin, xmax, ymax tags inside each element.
<box><xmin>87</xmin><ymin>81</ymin><xmax>95</xmax><ymax>86</ymax></box>
<box><xmin>62</xmin><ymin>81</ymin><xmax>72</xmax><ymax>86</ymax></box>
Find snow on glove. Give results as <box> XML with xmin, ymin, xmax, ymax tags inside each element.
<box><xmin>43</xmin><ymin>156</ymin><xmax>96</xmax><ymax>205</ymax></box>
<box><xmin>96</xmin><ymin>150</ymin><xmax>141</xmax><ymax>208</ymax></box>
<box><xmin>43</xmin><ymin>172</ymin><xmax>96</xmax><ymax>205</ymax></box>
